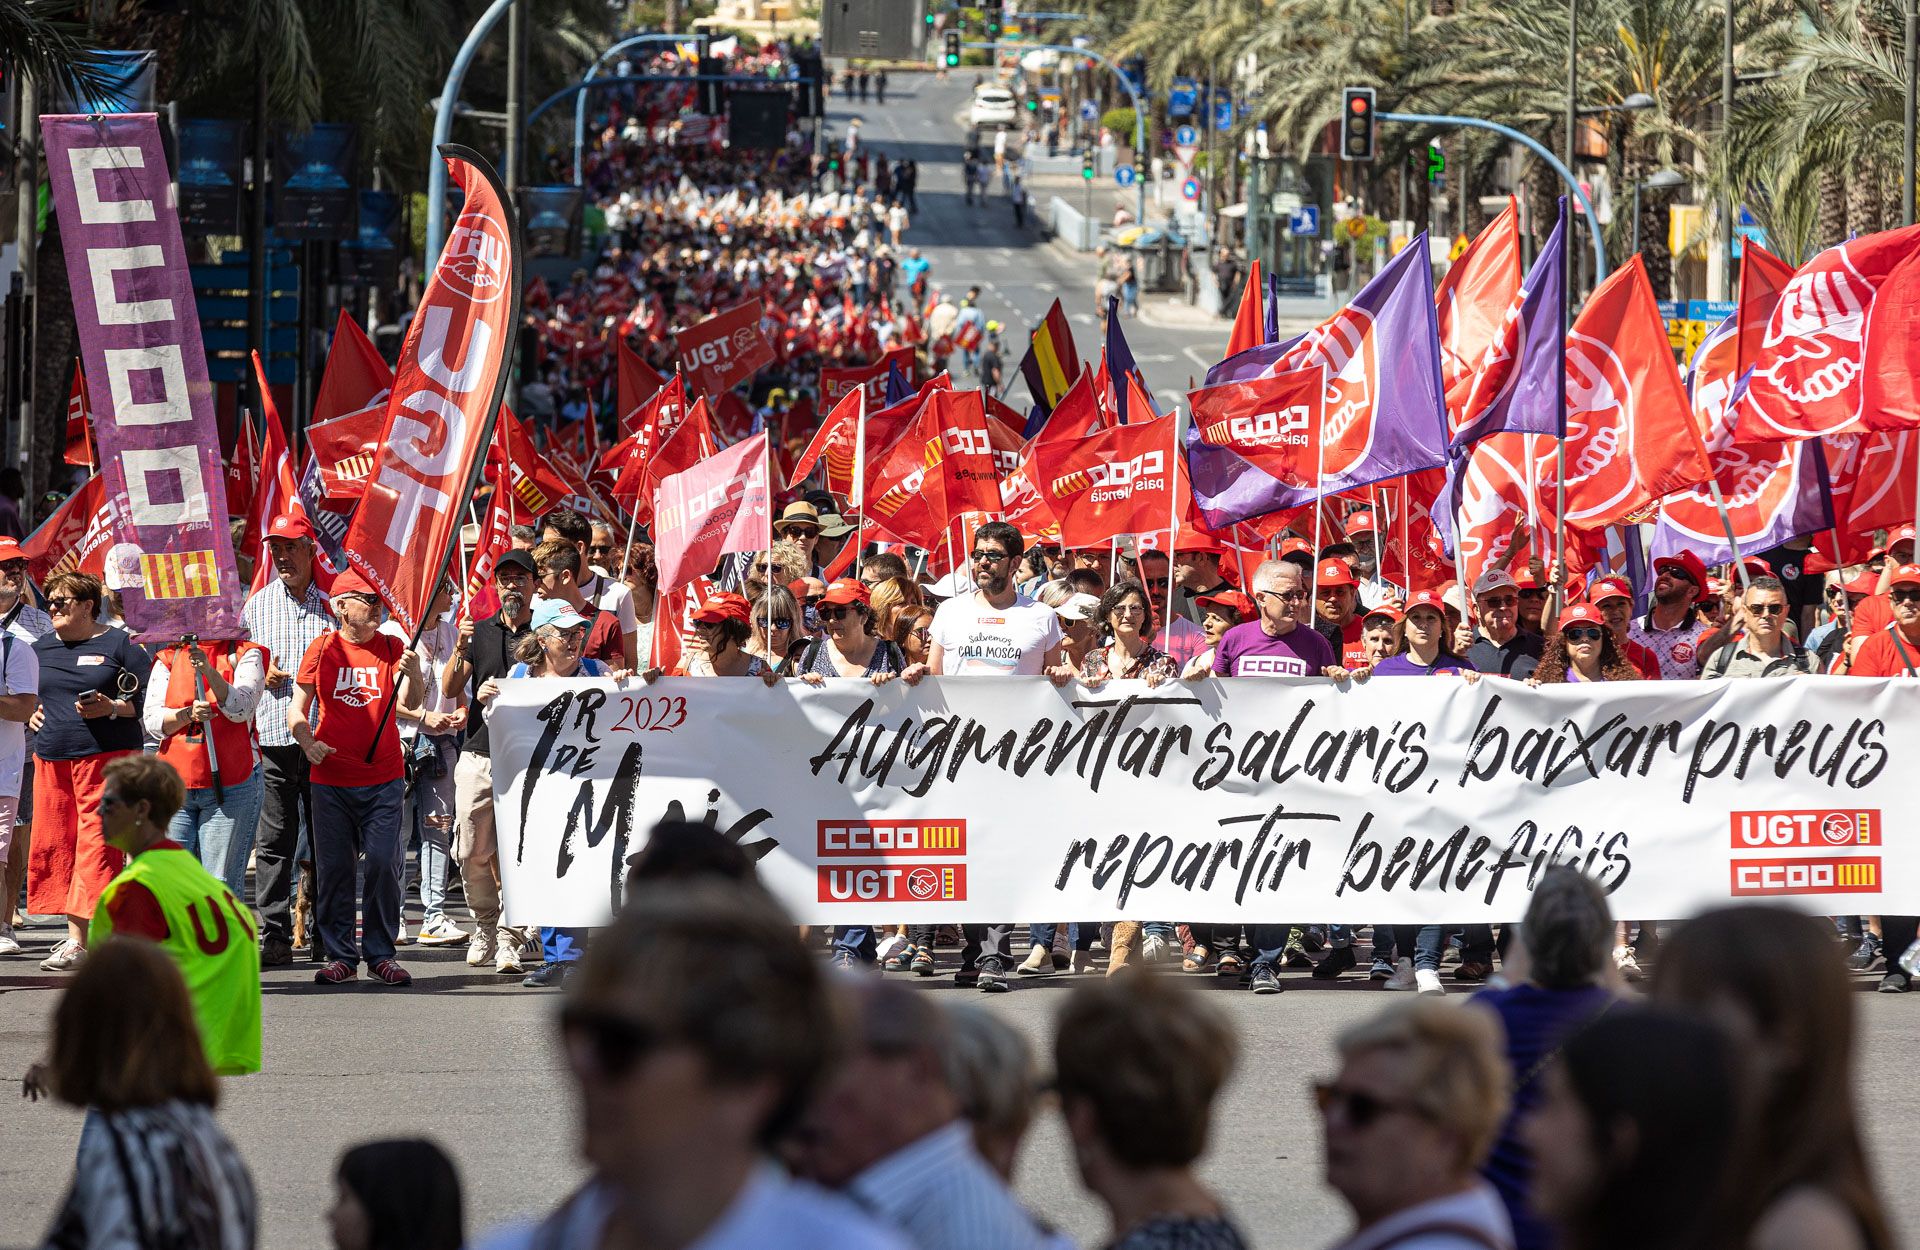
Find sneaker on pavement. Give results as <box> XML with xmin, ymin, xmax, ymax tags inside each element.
<box><xmin>368</xmin><ymin>959</ymin><xmax>412</xmax><ymax>986</ymax></box>
<box><xmin>467</xmin><ymin>931</ymin><xmax>496</xmax><ymax>968</ymax></box>
<box><xmin>259</xmin><ymin>936</ymin><xmax>293</xmax><ymax>967</ymax></box>
<box><xmin>1383</xmin><ymin>957</ymin><xmax>1417</xmax><ymax>991</ymax></box>
<box><xmin>1249</xmin><ymin>965</ymin><xmax>1283</xmax><ymax>995</ymax></box>
<box><xmin>978</xmin><ymin>968</ymin><xmax>1009</xmax><ymax>992</ymax></box>
<box><xmin>910</xmin><ymin>945</ymin><xmax>935</xmax><ymax>977</ymax></box>
<box><xmin>1846</xmin><ymin>935</ymin><xmax>1884</xmax><ymax>972</ymax></box>
<box><xmin>0</xmin><ymin>925</ymin><xmax>22</xmax><ymax>957</ymax></box>
<box><xmin>1017</xmin><ymin>943</ymin><xmax>1054</xmax><ymax>976</ymax></box>
<box><xmin>39</xmin><ymin>940</ymin><xmax>85</xmax><ymax>972</ymax></box>
<box><xmin>1282</xmin><ymin>930</ymin><xmax>1313</xmax><ymax>968</ymax></box>
<box><xmin>523</xmin><ymin>962</ymin><xmax>570</xmax><ymax>988</ymax></box>
<box><xmin>496</xmin><ymin>937</ymin><xmax>525</xmax><ymax>976</ymax></box>
<box><xmin>1613</xmin><ymin>945</ymin><xmax>1645</xmax><ymax>982</ymax></box>
<box><xmin>314</xmin><ymin>960</ymin><xmax>358</xmax><ymax>985</ymax></box>
<box><xmin>1878</xmin><ymin>971</ymin><xmax>1910</xmax><ymax>993</ymax></box>
<box><xmin>1415</xmin><ymin>968</ymin><xmax>1446</xmax><ymax>996</ymax></box>
<box><xmin>1369</xmin><ymin>957</ymin><xmax>1395</xmax><ymax>981</ymax></box>
<box><xmin>1454</xmin><ymin>961</ymin><xmax>1493</xmax><ymax>983</ymax></box>
<box><xmin>1312</xmin><ymin>945</ymin><xmax>1358</xmax><ymax>980</ymax></box>
<box><xmin>953</xmin><ymin>967</ymin><xmax>980</xmax><ymax>988</ymax></box>
<box><xmin>395</xmin><ymin>919</ymin><xmax>412</xmax><ymax>946</ymax></box>
<box><xmin>1142</xmin><ymin>934</ymin><xmax>1169</xmax><ymax>964</ymax></box>
<box><xmin>416</xmin><ymin>916</ymin><xmax>467</xmax><ymax>947</ymax></box>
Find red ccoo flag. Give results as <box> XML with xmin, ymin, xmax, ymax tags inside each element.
<box><xmin>1032</xmin><ymin>412</ymin><xmax>1180</xmax><ymax>547</ymax></box>
<box><xmin>63</xmin><ymin>361</ymin><xmax>94</xmax><ymax>467</ymax></box>
<box><xmin>653</xmin><ymin>432</ymin><xmax>771</xmax><ymax>593</ymax></box>
<box><xmin>1188</xmin><ymin>365</ymin><xmax>1326</xmax><ymax>490</ymax></box>
<box><xmin>342</xmin><ymin>148</ymin><xmax>522</xmax><ymax>638</ymax></box>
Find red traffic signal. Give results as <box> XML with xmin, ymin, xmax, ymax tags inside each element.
<box><xmin>1341</xmin><ymin>86</ymin><xmax>1376</xmax><ymax>161</ymax></box>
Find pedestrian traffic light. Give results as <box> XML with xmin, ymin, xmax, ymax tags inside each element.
<box><xmin>1082</xmin><ymin>149</ymin><xmax>1096</xmax><ymax>180</ymax></box>
<box><xmin>1341</xmin><ymin>86</ymin><xmax>1376</xmax><ymax>161</ymax></box>
<box><xmin>943</xmin><ymin>31</ymin><xmax>961</xmax><ymax>67</ymax></box>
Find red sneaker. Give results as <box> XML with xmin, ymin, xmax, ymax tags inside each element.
<box><xmin>313</xmin><ymin>960</ymin><xmax>358</xmax><ymax>985</ymax></box>
<box><xmin>369</xmin><ymin>959</ymin><xmax>413</xmax><ymax>987</ymax></box>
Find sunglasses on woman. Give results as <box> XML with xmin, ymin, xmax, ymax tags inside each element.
<box><xmin>1312</xmin><ymin>1080</ymin><xmax>1424</xmax><ymax>1130</ymax></box>
<box><xmin>1563</xmin><ymin>626</ymin><xmax>1605</xmax><ymax>643</ymax></box>
<box><xmin>819</xmin><ymin>605</ymin><xmax>865</xmax><ymax>621</ymax></box>
<box><xmin>560</xmin><ymin>1005</ymin><xmax>660</xmax><ymax>1080</ymax></box>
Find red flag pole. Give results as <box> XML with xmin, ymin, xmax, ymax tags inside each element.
<box><xmin>765</xmin><ymin>439</ymin><xmax>775</xmax><ymax>668</ymax></box>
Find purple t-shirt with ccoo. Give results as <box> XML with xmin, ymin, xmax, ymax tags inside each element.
<box><xmin>1211</xmin><ymin>620</ymin><xmax>1336</xmax><ymax>677</ymax></box>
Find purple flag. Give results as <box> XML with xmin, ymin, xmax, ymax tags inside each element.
<box><xmin>42</xmin><ymin>114</ymin><xmax>244</xmax><ymax>641</ymax></box>
<box><xmin>1448</xmin><ymin>205</ymin><xmax>1567</xmax><ymax>448</ymax></box>
<box><xmin>1187</xmin><ymin>236</ymin><xmax>1449</xmax><ymax>529</ymax></box>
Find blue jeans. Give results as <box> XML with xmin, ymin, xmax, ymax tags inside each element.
<box><xmin>1028</xmin><ymin>922</ymin><xmax>1096</xmax><ymax>952</ymax></box>
<box><xmin>832</xmin><ymin>925</ymin><xmax>876</xmax><ymax>963</ymax></box>
<box><xmin>400</xmin><ymin>734</ymin><xmax>458</xmax><ymax>924</ymax></box>
<box><xmin>312</xmin><ymin>779</ymin><xmax>405</xmax><ymax>967</ymax></box>
<box><xmin>1392</xmin><ymin>925</ymin><xmax>1448</xmax><ymax>973</ymax></box>
<box><xmin>169</xmin><ymin>764</ymin><xmax>263</xmax><ymax>901</ymax></box>
<box><xmin>541</xmin><ymin>926</ymin><xmax>587</xmax><ymax>965</ymax></box>
<box><xmin>1248</xmin><ymin>924</ymin><xmax>1292</xmax><ymax>973</ymax></box>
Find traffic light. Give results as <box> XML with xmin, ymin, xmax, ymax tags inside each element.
<box><xmin>986</xmin><ymin>1</ymin><xmax>1003</xmax><ymax>38</ymax></box>
<box><xmin>1341</xmin><ymin>86</ymin><xmax>1376</xmax><ymax>161</ymax></box>
<box><xmin>943</xmin><ymin>31</ymin><xmax>961</xmax><ymax>67</ymax></box>
<box><xmin>1025</xmin><ymin>96</ymin><xmax>1038</xmax><ymax>112</ymax></box>
<box><xmin>1082</xmin><ymin>149</ymin><xmax>1096</xmax><ymax>180</ymax></box>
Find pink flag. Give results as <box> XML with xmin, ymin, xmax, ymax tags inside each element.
<box><xmin>653</xmin><ymin>432</ymin><xmax>771</xmax><ymax>593</ymax></box>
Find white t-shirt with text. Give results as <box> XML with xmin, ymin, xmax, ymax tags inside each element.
<box><xmin>931</xmin><ymin>593</ymin><xmax>1063</xmax><ymax>676</ymax></box>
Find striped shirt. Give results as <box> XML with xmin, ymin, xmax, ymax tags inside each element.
<box><xmin>242</xmin><ymin>577</ymin><xmax>334</xmax><ymax>748</ymax></box>
<box><xmin>847</xmin><ymin>1121</ymin><xmax>1054</xmax><ymax>1250</ymax></box>
<box><xmin>1</xmin><ymin>598</ymin><xmax>51</xmax><ymax>645</ymax></box>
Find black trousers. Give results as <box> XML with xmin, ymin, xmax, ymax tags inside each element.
<box><xmin>255</xmin><ymin>743</ymin><xmax>312</xmax><ymax>944</ymax></box>
<box><xmin>1884</xmin><ymin>916</ymin><xmax>1918</xmax><ymax>980</ymax></box>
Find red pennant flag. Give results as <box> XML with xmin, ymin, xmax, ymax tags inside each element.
<box><xmin>63</xmin><ymin>362</ymin><xmax>94</xmax><ymax>467</ymax></box>
<box><xmin>489</xmin><ymin>406</ymin><xmax>576</xmax><ymax>523</ymax></box>
<box><xmin>343</xmin><ymin>152</ymin><xmax>521</xmax><ymax>637</ymax></box>
<box><xmin>308</xmin><ymin>310</ymin><xmax>394</xmax><ymax>501</ymax></box>
<box><xmin>791</xmin><ymin>388</ymin><xmax>863</xmax><ymax>493</ymax></box>
<box><xmin>247</xmin><ymin>350</ymin><xmax>316</xmax><ymax>595</ymax></box>
<box><xmin>819</xmin><ymin>346</ymin><xmax>915</xmax><ymax>411</ymax></box>
<box><xmin>1189</xmin><ymin>365</ymin><xmax>1327</xmax><ymax>489</ymax></box>
<box><xmin>614</xmin><ymin>396</ymin><xmax>717</xmax><ymax>513</ymax></box>
<box><xmin>463</xmin><ymin>483</ymin><xmax>515</xmax><ymax>620</ymax></box>
<box><xmin>617</xmin><ymin>340</ymin><xmax>668</xmax><ymax>439</ymax></box>
<box><xmin>1733</xmin><ymin>242</ymin><xmax>1797</xmax><ymax>382</ymax></box>
<box><xmin>1032</xmin><ymin>413</ymin><xmax>1179</xmax><ymax>547</ymax></box>
<box><xmin>225</xmin><ymin>412</ymin><xmax>257</xmax><ymax>522</ymax></box>
<box><xmin>653</xmin><ymin>432</ymin><xmax>771</xmax><ymax>593</ymax></box>
<box><xmin>675</xmin><ymin>300</ymin><xmax>776</xmax><ymax>401</ymax></box>
<box><xmin>1436</xmin><ymin>199</ymin><xmax>1523</xmax><ymax>397</ymax></box>
<box><xmin>22</xmin><ymin>475</ymin><xmax>116</xmax><ymax>585</ymax></box>
<box><xmin>1553</xmin><ymin>257</ymin><xmax>1711</xmax><ymax>532</ymax></box>
<box><xmin>1825</xmin><ymin>428</ymin><xmax>1916</xmax><ymax>562</ymax></box>
<box><xmin>865</xmin><ymin>390</ymin><xmax>1001</xmax><ymax>546</ymax></box>
<box><xmin>1736</xmin><ymin>224</ymin><xmax>1920</xmax><ymax>442</ymax></box>
<box><xmin>1371</xmin><ymin>468</ymin><xmax>1455</xmax><ymax>593</ymax></box>
<box><xmin>1226</xmin><ymin>260</ymin><xmax>1265</xmax><ymax>358</ymax></box>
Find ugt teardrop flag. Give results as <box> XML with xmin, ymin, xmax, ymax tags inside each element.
<box><xmin>343</xmin><ymin>147</ymin><xmax>523</xmax><ymax>637</ymax></box>
<box><xmin>42</xmin><ymin>113</ymin><xmax>245</xmax><ymax>641</ymax></box>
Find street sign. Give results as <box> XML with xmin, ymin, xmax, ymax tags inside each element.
<box><xmin>1174</xmin><ymin>124</ymin><xmax>1198</xmax><ymax>147</ymax></box>
<box><xmin>1115</xmin><ymin>164</ymin><xmax>1136</xmax><ymax>186</ymax></box>
<box><xmin>1213</xmin><ymin>96</ymin><xmax>1232</xmax><ymax>131</ymax></box>
<box><xmin>1079</xmin><ymin>99</ymin><xmax>1097</xmax><ymax>122</ymax></box>
<box><xmin>1287</xmin><ymin>205</ymin><xmax>1320</xmax><ymax>237</ymax></box>
<box><xmin>1182</xmin><ymin>177</ymin><xmax>1200</xmax><ymax>202</ymax></box>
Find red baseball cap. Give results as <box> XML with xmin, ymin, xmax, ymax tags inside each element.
<box><xmin>1557</xmin><ymin>602</ymin><xmax>1606</xmax><ymax>630</ymax></box>
<box><xmin>1363</xmin><ymin>601</ymin><xmax>1405</xmax><ymax>623</ymax></box>
<box><xmin>820</xmin><ymin>578</ymin><xmax>871</xmax><ymax>607</ymax></box>
<box><xmin>1886</xmin><ymin>563</ymin><xmax>1920</xmax><ymax>590</ymax></box>
<box><xmin>1195</xmin><ymin>589</ymin><xmax>1254</xmax><ymax>619</ymax></box>
<box><xmin>787</xmin><ymin>579</ymin><xmax>813</xmax><ymax>599</ymax></box>
<box><xmin>1403</xmin><ymin>589</ymin><xmax>1448</xmax><ymax>617</ymax></box>
<box><xmin>1279</xmin><ymin>536</ymin><xmax>1314</xmax><ymax>558</ymax></box>
<box><xmin>1889</xmin><ymin>524</ymin><xmax>1918</xmax><ymax>549</ymax></box>
<box><xmin>1653</xmin><ymin>550</ymin><xmax>1709</xmax><ymax>589</ymax></box>
<box><xmin>266</xmin><ymin>513</ymin><xmax>316</xmax><ymax>542</ymax></box>
<box><xmin>1344</xmin><ymin>510</ymin><xmax>1376</xmax><ymax>535</ymax></box>
<box><xmin>329</xmin><ymin>569</ymin><xmax>378</xmax><ymax>600</ymax></box>
<box><xmin>1173</xmin><ymin>536</ymin><xmax>1228</xmax><ymax>556</ymax></box>
<box><xmin>691</xmin><ymin>591</ymin><xmax>751</xmax><ymax>625</ymax></box>
<box><xmin>1315</xmin><ymin>558</ymin><xmax>1357</xmax><ymax>589</ymax></box>
<box><xmin>1510</xmin><ymin>565</ymin><xmax>1543</xmax><ymax>591</ymax></box>
<box><xmin>0</xmin><ymin>539</ymin><xmax>25</xmax><ymax>564</ymax></box>
<box><xmin>1842</xmin><ymin>570</ymin><xmax>1880</xmax><ymax>596</ymax></box>
<box><xmin>1738</xmin><ymin>555</ymin><xmax>1775</xmax><ymax>580</ymax></box>
<box><xmin>1588</xmin><ymin>575</ymin><xmax>1633</xmax><ymax>604</ymax></box>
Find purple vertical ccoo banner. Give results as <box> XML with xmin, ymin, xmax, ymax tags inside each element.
<box><xmin>41</xmin><ymin>113</ymin><xmax>244</xmax><ymax>642</ymax></box>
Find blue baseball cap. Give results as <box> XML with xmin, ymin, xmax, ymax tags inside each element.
<box><xmin>531</xmin><ymin>598</ymin><xmax>591</xmax><ymax>632</ymax></box>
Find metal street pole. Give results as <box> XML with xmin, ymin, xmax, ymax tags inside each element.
<box><xmin>505</xmin><ymin>0</ymin><xmax>526</xmax><ymax>193</ymax></box>
<box><xmin>1722</xmin><ymin>0</ymin><xmax>1736</xmax><ymax>293</ymax></box>
<box><xmin>427</xmin><ymin>0</ymin><xmax>519</xmax><ymax>266</ymax></box>
<box><xmin>1565</xmin><ymin>0</ymin><xmax>1579</xmax><ymax>293</ymax></box>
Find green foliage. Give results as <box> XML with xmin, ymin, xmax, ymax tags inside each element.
<box><xmin>1101</xmin><ymin>107</ymin><xmax>1137</xmax><ymax>140</ymax></box>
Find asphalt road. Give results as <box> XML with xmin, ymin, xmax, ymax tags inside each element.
<box><xmin>5</xmin><ymin>73</ymin><xmax>1920</xmax><ymax>1250</ymax></box>
<box><xmin>833</xmin><ymin>73</ymin><xmax>1231</xmax><ymax>411</ymax></box>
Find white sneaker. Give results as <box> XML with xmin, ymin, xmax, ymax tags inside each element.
<box><xmin>1017</xmin><ymin>943</ymin><xmax>1054</xmax><ymax>976</ymax></box>
<box><xmin>395</xmin><ymin>918</ymin><xmax>413</xmax><ymax>946</ymax></box>
<box><xmin>1415</xmin><ymin>968</ymin><xmax>1446</xmax><ymax>996</ymax></box>
<box><xmin>1142</xmin><ymin>934</ymin><xmax>1169</xmax><ymax>964</ymax></box>
<box><xmin>1383</xmin><ymin>957</ymin><xmax>1416</xmax><ymax>991</ymax></box>
<box><xmin>466</xmin><ymin>930</ymin><xmax>496</xmax><ymax>967</ymax></box>
<box><xmin>417</xmin><ymin>916</ymin><xmax>467</xmax><ymax>947</ymax></box>
<box><xmin>40</xmin><ymin>939</ymin><xmax>86</xmax><ymax>972</ymax></box>
<box><xmin>874</xmin><ymin>933</ymin><xmax>908</xmax><ymax>966</ymax></box>
<box><xmin>0</xmin><ymin>924</ymin><xmax>21</xmax><ymax>957</ymax></box>
<box><xmin>1613</xmin><ymin>945</ymin><xmax>1644</xmax><ymax>982</ymax></box>
<box><xmin>496</xmin><ymin>934</ymin><xmax>525</xmax><ymax>975</ymax></box>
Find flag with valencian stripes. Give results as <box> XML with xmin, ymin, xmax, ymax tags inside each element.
<box><xmin>1018</xmin><ymin>299</ymin><xmax>1081</xmax><ymax>423</ymax></box>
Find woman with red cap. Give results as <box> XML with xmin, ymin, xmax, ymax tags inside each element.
<box><xmin>673</xmin><ymin>592</ymin><xmax>775</xmax><ymax>680</ymax></box>
<box><xmin>792</xmin><ymin>580</ymin><xmax>905</xmax><ymax>685</ymax></box>
<box><xmin>1530</xmin><ymin>604</ymin><xmax>1642</xmax><ymax>686</ymax></box>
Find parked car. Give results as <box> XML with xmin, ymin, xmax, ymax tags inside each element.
<box><xmin>970</xmin><ymin>87</ymin><xmax>1018</xmax><ymax>128</ymax></box>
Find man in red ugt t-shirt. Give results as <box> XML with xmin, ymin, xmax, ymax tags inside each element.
<box><xmin>289</xmin><ymin>569</ymin><xmax>420</xmax><ymax>987</ymax></box>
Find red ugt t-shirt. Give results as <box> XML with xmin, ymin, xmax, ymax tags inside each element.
<box><xmin>297</xmin><ymin>631</ymin><xmax>405</xmax><ymax>787</ymax></box>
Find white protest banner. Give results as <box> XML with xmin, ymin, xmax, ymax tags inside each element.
<box><xmin>488</xmin><ymin>675</ymin><xmax>1914</xmax><ymax>926</ymax></box>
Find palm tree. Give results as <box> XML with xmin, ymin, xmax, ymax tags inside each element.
<box><xmin>0</xmin><ymin>0</ymin><xmax>114</xmax><ymax>103</ymax></box>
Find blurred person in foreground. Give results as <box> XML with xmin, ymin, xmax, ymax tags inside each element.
<box><xmin>1057</xmin><ymin>971</ymin><xmax>1248</xmax><ymax>1250</ymax></box>
<box><xmin>1319</xmin><ymin>1000</ymin><xmax>1512</xmax><ymax>1250</ymax></box>
<box><xmin>942</xmin><ymin>1004</ymin><xmax>1044</xmax><ymax>1183</ymax></box>
<box><xmin>327</xmin><ymin>1138</ymin><xmax>464</xmax><ymax>1250</ymax></box>
<box><xmin>27</xmin><ymin>940</ymin><xmax>256</xmax><ymax>1250</ymax></box>
<box><xmin>1652</xmin><ymin>907</ymin><xmax>1894</xmax><ymax>1250</ymax></box>
<box><xmin>792</xmin><ymin>977</ymin><xmax>1054</xmax><ymax>1250</ymax></box>
<box><xmin>473</xmin><ymin>880</ymin><xmax>904</xmax><ymax>1250</ymax></box>
<box><xmin>1521</xmin><ymin>1006</ymin><xmax>1744</xmax><ymax>1250</ymax></box>
<box><xmin>1469</xmin><ymin>867</ymin><xmax>1618</xmax><ymax>1250</ymax></box>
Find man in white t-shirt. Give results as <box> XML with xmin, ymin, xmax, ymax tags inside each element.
<box><xmin>904</xmin><ymin>522</ymin><xmax>1065</xmax><ymax>992</ymax></box>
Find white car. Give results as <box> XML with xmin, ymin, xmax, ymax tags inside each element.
<box><xmin>970</xmin><ymin>88</ymin><xmax>1018</xmax><ymax>128</ymax></box>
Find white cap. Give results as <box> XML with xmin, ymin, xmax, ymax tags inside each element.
<box><xmin>1471</xmin><ymin>568</ymin><xmax>1519</xmax><ymax>597</ymax></box>
<box><xmin>920</xmin><ymin>571</ymin><xmax>978</xmax><ymax>600</ymax></box>
<box><xmin>1053</xmin><ymin>593</ymin><xmax>1101</xmax><ymax>622</ymax></box>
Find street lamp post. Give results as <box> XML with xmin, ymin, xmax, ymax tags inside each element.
<box><xmin>427</xmin><ymin>0</ymin><xmax>520</xmax><ymax>266</ymax></box>
<box><xmin>1630</xmin><ymin>168</ymin><xmax>1687</xmax><ymax>257</ymax></box>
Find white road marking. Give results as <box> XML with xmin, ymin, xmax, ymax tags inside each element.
<box><xmin>1182</xmin><ymin>345</ymin><xmax>1214</xmax><ymax>371</ymax></box>
<box><xmin>1136</xmin><ymin>353</ymin><xmax>1176</xmax><ymax>363</ymax></box>
<box><xmin>1070</xmin><ymin>312</ymin><xmax>1095</xmax><ymax>325</ymax></box>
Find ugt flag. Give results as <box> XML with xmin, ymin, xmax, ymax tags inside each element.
<box><xmin>676</xmin><ymin>300</ymin><xmax>776</xmax><ymax>401</ymax></box>
<box><xmin>343</xmin><ymin>146</ymin><xmax>523</xmax><ymax>638</ymax></box>
<box><xmin>653</xmin><ymin>431</ymin><xmax>771</xmax><ymax>593</ymax></box>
